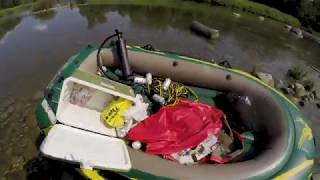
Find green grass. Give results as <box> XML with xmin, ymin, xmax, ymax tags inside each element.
<box><xmin>0</xmin><ymin>5</ymin><xmax>29</xmax><ymax>18</ymax></box>
<box><xmin>0</xmin><ymin>0</ymin><xmax>301</xmax><ymax>28</ymax></box>
<box><xmin>83</xmin><ymin>0</ymin><xmax>300</xmax><ymax>27</ymax></box>
<box><xmin>82</xmin><ymin>0</ymin><xmax>187</xmax><ymax>7</ymax></box>
<box><xmin>0</xmin><ymin>0</ymin><xmax>55</xmax><ymax>19</ymax></box>
<box><xmin>195</xmin><ymin>0</ymin><xmax>301</xmax><ymax>27</ymax></box>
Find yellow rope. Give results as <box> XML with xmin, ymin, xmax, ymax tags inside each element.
<box><xmin>149</xmin><ymin>78</ymin><xmax>198</xmax><ymax>105</ymax></box>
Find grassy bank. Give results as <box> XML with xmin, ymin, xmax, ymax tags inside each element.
<box><xmin>83</xmin><ymin>0</ymin><xmax>300</xmax><ymax>27</ymax></box>
<box><xmin>191</xmin><ymin>0</ymin><xmax>300</xmax><ymax>27</ymax></box>
<box><xmin>81</xmin><ymin>0</ymin><xmax>190</xmax><ymax>8</ymax></box>
<box><xmin>0</xmin><ymin>0</ymin><xmax>302</xmax><ymax>27</ymax></box>
<box><xmin>0</xmin><ymin>0</ymin><xmax>56</xmax><ymax>19</ymax></box>
<box><xmin>0</xmin><ymin>5</ymin><xmax>30</xmax><ymax>18</ymax></box>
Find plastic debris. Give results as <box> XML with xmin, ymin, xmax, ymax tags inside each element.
<box><xmin>116</xmin><ymin>118</ymin><xmax>133</xmax><ymax>138</ymax></box>
<box><xmin>210</xmin><ymin>130</ymin><xmax>254</xmax><ymax>163</ymax></box>
<box><xmin>101</xmin><ymin>66</ymin><xmax>108</xmax><ymax>73</ymax></box>
<box><xmin>92</xmin><ymin>68</ymin><xmax>256</xmax><ymax>165</ymax></box>
<box><xmin>162</xmin><ymin>78</ymin><xmax>171</xmax><ymax>91</ymax></box>
<box><xmin>152</xmin><ymin>94</ymin><xmax>165</xmax><ymax>105</ymax></box>
<box><xmin>134</xmin><ymin>76</ymin><xmax>147</xmax><ymax>84</ymax></box>
<box><xmin>132</xmin><ymin>141</ymin><xmax>142</xmax><ymax>150</ymax></box>
<box><xmin>169</xmin><ymin>135</ymin><xmax>218</xmax><ymax>164</ymax></box>
<box><xmin>101</xmin><ymin>98</ymin><xmax>132</xmax><ymax>128</ymax></box>
<box><xmin>124</xmin><ymin>94</ymin><xmax>149</xmax><ymax>122</ymax></box>
<box><xmin>148</xmin><ymin>77</ymin><xmax>198</xmax><ymax>105</ymax></box>
<box><xmin>146</xmin><ymin>73</ymin><xmax>152</xmax><ymax>85</ymax></box>
<box><xmin>128</xmin><ymin>99</ymin><xmax>223</xmax><ymax>155</ymax></box>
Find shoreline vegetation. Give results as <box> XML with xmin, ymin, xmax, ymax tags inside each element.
<box><xmin>0</xmin><ymin>4</ymin><xmax>29</xmax><ymax>18</ymax></box>
<box><xmin>80</xmin><ymin>0</ymin><xmax>301</xmax><ymax>27</ymax></box>
<box><xmin>0</xmin><ymin>0</ymin><xmax>319</xmax><ymax>40</ymax></box>
<box><xmin>188</xmin><ymin>0</ymin><xmax>301</xmax><ymax>27</ymax></box>
<box><xmin>0</xmin><ymin>0</ymin><xmax>55</xmax><ymax>18</ymax></box>
<box><xmin>0</xmin><ymin>0</ymin><xmax>303</xmax><ymax>28</ymax></box>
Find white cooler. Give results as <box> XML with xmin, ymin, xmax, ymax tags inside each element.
<box><xmin>40</xmin><ymin>70</ymin><xmax>135</xmax><ymax>171</ymax></box>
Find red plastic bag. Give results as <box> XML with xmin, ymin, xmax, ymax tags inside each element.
<box><xmin>128</xmin><ymin>99</ymin><xmax>224</xmax><ymax>155</ymax></box>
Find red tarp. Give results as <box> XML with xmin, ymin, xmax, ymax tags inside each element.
<box><xmin>128</xmin><ymin>100</ymin><xmax>224</xmax><ymax>155</ymax></box>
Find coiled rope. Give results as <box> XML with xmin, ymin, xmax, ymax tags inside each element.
<box><xmin>147</xmin><ymin>78</ymin><xmax>198</xmax><ymax>105</ymax></box>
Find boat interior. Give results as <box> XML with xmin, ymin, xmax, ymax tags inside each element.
<box><xmin>74</xmin><ymin>47</ymin><xmax>290</xmax><ymax>179</ymax></box>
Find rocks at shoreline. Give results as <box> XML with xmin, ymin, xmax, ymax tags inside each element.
<box><xmin>252</xmin><ymin>65</ymin><xmax>319</xmax><ymax>108</ymax></box>
<box><xmin>291</xmin><ymin>28</ymin><xmax>303</xmax><ymax>38</ymax></box>
<box><xmin>255</xmin><ymin>72</ymin><xmax>275</xmax><ymax>87</ymax></box>
<box><xmin>295</xmin><ymin>83</ymin><xmax>307</xmax><ymax>97</ymax></box>
<box><xmin>285</xmin><ymin>25</ymin><xmax>304</xmax><ymax>38</ymax></box>
<box><xmin>233</xmin><ymin>12</ymin><xmax>241</xmax><ymax>18</ymax></box>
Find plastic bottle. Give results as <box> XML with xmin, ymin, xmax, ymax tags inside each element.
<box><xmin>134</xmin><ymin>76</ymin><xmax>147</xmax><ymax>84</ymax></box>
<box><xmin>152</xmin><ymin>94</ymin><xmax>165</xmax><ymax>105</ymax></box>
<box><xmin>132</xmin><ymin>141</ymin><xmax>142</xmax><ymax>150</ymax></box>
<box><xmin>101</xmin><ymin>66</ymin><xmax>107</xmax><ymax>73</ymax></box>
<box><xmin>163</xmin><ymin>78</ymin><xmax>171</xmax><ymax>91</ymax></box>
<box><xmin>146</xmin><ymin>73</ymin><xmax>152</xmax><ymax>85</ymax></box>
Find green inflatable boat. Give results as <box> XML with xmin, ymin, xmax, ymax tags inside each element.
<box><xmin>35</xmin><ymin>33</ymin><xmax>315</xmax><ymax>180</ymax></box>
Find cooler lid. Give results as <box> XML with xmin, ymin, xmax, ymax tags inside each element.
<box><xmin>71</xmin><ymin>70</ymin><xmax>136</xmax><ymax>101</ymax></box>
<box><xmin>40</xmin><ymin>124</ymin><xmax>131</xmax><ymax>171</ymax></box>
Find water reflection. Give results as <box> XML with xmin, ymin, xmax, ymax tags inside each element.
<box><xmin>0</xmin><ymin>16</ymin><xmax>21</xmax><ymax>40</ymax></box>
<box><xmin>31</xmin><ymin>0</ymin><xmax>55</xmax><ymax>12</ymax></box>
<box><xmin>32</xmin><ymin>9</ymin><xmax>56</xmax><ymax>22</ymax></box>
<box><xmin>78</xmin><ymin>5</ymin><xmax>108</xmax><ymax>29</ymax></box>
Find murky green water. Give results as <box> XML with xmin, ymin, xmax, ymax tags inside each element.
<box><xmin>0</xmin><ymin>1</ymin><xmax>319</xmax><ymax>179</ymax></box>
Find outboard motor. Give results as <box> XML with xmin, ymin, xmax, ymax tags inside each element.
<box><xmin>115</xmin><ymin>30</ymin><xmax>132</xmax><ymax>80</ymax></box>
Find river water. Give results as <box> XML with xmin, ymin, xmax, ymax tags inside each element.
<box><xmin>0</xmin><ymin>1</ymin><xmax>319</xmax><ymax>179</ymax></box>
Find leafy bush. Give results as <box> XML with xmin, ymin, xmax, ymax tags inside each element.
<box><xmin>287</xmin><ymin>65</ymin><xmax>308</xmax><ymax>80</ymax></box>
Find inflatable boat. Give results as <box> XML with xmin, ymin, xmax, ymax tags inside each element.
<box><xmin>36</xmin><ymin>33</ymin><xmax>315</xmax><ymax>180</ymax></box>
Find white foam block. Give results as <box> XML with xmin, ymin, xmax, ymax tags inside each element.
<box><xmin>57</xmin><ymin>103</ymin><xmax>116</xmax><ymax>136</ymax></box>
<box><xmin>40</xmin><ymin>124</ymin><xmax>131</xmax><ymax>171</ymax></box>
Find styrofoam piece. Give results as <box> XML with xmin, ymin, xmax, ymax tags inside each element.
<box><xmin>57</xmin><ymin>103</ymin><xmax>117</xmax><ymax>136</ymax></box>
<box><xmin>40</xmin><ymin>124</ymin><xmax>131</xmax><ymax>171</ymax></box>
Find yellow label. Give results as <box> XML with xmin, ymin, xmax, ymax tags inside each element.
<box><xmin>101</xmin><ymin>98</ymin><xmax>132</xmax><ymax>128</ymax></box>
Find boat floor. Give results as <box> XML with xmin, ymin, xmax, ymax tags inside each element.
<box><xmin>187</xmin><ymin>86</ymin><xmax>218</xmax><ymax>107</ymax></box>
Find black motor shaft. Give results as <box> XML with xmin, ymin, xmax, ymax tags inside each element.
<box><xmin>115</xmin><ymin>30</ymin><xmax>132</xmax><ymax>79</ymax></box>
